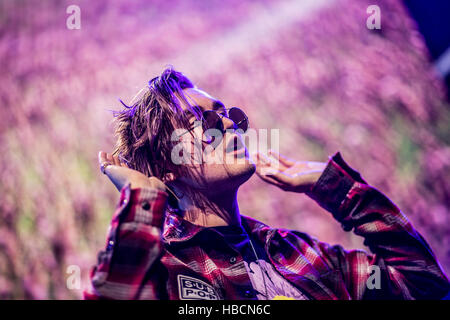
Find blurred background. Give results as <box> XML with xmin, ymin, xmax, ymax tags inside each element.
<box><xmin>0</xmin><ymin>0</ymin><xmax>449</xmax><ymax>299</ymax></box>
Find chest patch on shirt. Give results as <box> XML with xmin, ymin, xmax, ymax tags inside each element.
<box><xmin>177</xmin><ymin>275</ymin><xmax>220</xmax><ymax>300</ymax></box>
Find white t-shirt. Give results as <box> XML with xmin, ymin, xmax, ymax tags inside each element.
<box><xmin>213</xmin><ymin>225</ymin><xmax>309</xmax><ymax>300</ymax></box>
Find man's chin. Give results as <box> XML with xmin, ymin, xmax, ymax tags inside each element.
<box><xmin>229</xmin><ymin>161</ymin><xmax>256</xmax><ymax>187</ymax></box>
<box><xmin>205</xmin><ymin>162</ymin><xmax>256</xmax><ymax>194</ymax></box>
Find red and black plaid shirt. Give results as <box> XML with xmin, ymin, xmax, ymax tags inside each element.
<box><xmin>84</xmin><ymin>152</ymin><xmax>449</xmax><ymax>300</ymax></box>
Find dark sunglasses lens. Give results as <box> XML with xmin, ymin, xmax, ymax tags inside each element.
<box><xmin>202</xmin><ymin>111</ymin><xmax>222</xmax><ymax>132</ymax></box>
<box><xmin>202</xmin><ymin>111</ymin><xmax>224</xmax><ymax>149</ymax></box>
<box><xmin>228</xmin><ymin>108</ymin><xmax>248</xmax><ymax>132</ymax></box>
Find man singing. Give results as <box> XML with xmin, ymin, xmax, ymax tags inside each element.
<box><xmin>85</xmin><ymin>67</ymin><xmax>449</xmax><ymax>300</ymax></box>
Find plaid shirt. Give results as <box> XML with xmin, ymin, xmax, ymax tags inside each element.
<box><xmin>85</xmin><ymin>152</ymin><xmax>449</xmax><ymax>300</ymax></box>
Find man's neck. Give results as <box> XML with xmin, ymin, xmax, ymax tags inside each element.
<box><xmin>182</xmin><ymin>188</ymin><xmax>242</xmax><ymax>228</ymax></box>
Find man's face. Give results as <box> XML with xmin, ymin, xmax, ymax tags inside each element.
<box><xmin>172</xmin><ymin>87</ymin><xmax>256</xmax><ymax>194</ymax></box>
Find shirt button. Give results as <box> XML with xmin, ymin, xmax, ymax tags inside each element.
<box><xmin>229</xmin><ymin>256</ymin><xmax>237</xmax><ymax>264</ymax></box>
<box><xmin>142</xmin><ymin>201</ymin><xmax>151</xmax><ymax>210</ymax></box>
<box><xmin>106</xmin><ymin>240</ymin><xmax>114</xmax><ymax>251</ymax></box>
<box><xmin>244</xmin><ymin>290</ymin><xmax>255</xmax><ymax>298</ymax></box>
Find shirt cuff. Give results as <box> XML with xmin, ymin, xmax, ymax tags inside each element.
<box><xmin>308</xmin><ymin>152</ymin><xmax>366</xmax><ymax>221</ymax></box>
<box><xmin>116</xmin><ymin>183</ymin><xmax>168</xmax><ymax>228</ymax></box>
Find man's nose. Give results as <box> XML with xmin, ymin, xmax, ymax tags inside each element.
<box><xmin>221</xmin><ymin>115</ymin><xmax>237</xmax><ymax>132</ymax></box>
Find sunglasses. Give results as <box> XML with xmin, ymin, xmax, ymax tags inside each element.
<box><xmin>203</xmin><ymin>107</ymin><xmax>249</xmax><ymax>133</ymax></box>
<box><xmin>179</xmin><ymin>107</ymin><xmax>249</xmax><ymax>146</ymax></box>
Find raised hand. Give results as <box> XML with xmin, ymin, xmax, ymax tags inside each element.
<box><xmin>98</xmin><ymin>151</ymin><xmax>167</xmax><ymax>192</ymax></box>
<box><xmin>254</xmin><ymin>150</ymin><xmax>326</xmax><ymax>193</ymax></box>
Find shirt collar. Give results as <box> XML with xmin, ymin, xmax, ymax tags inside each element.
<box><xmin>162</xmin><ymin>212</ymin><xmax>272</xmax><ymax>245</ymax></box>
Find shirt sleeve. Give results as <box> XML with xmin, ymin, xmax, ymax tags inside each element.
<box><xmin>84</xmin><ymin>183</ymin><xmax>168</xmax><ymax>300</ymax></box>
<box><xmin>307</xmin><ymin>152</ymin><xmax>450</xmax><ymax>299</ymax></box>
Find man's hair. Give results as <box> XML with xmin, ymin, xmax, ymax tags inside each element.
<box><xmin>112</xmin><ymin>66</ymin><xmax>197</xmax><ymax>182</ymax></box>
<box><xmin>111</xmin><ymin>66</ymin><xmax>235</xmax><ymax>220</ymax></box>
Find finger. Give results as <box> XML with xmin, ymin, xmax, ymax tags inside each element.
<box><xmin>256</xmin><ymin>152</ymin><xmax>270</xmax><ymax>164</ymax></box>
<box><xmin>265</xmin><ymin>171</ymin><xmax>293</xmax><ymax>186</ymax></box>
<box><xmin>269</xmin><ymin>150</ymin><xmax>295</xmax><ymax>167</ymax></box>
<box><xmin>307</xmin><ymin>161</ymin><xmax>327</xmax><ymax>170</ymax></box>
<box><xmin>253</xmin><ymin>153</ymin><xmax>270</xmax><ymax>169</ymax></box>
<box><xmin>99</xmin><ymin>151</ymin><xmax>114</xmax><ymax>168</ymax></box>
<box><xmin>249</xmin><ymin>151</ymin><xmax>258</xmax><ymax>163</ymax></box>
<box><xmin>98</xmin><ymin>151</ymin><xmax>107</xmax><ymax>164</ymax></box>
<box><xmin>255</xmin><ymin>159</ymin><xmax>284</xmax><ymax>177</ymax></box>
<box><xmin>255</xmin><ymin>163</ymin><xmax>270</xmax><ymax>175</ymax></box>
<box><xmin>255</xmin><ymin>162</ymin><xmax>276</xmax><ymax>176</ymax></box>
<box><xmin>118</xmin><ymin>156</ymin><xmax>130</xmax><ymax>168</ymax></box>
<box><xmin>110</xmin><ymin>154</ymin><xmax>117</xmax><ymax>166</ymax></box>
<box><xmin>256</xmin><ymin>151</ymin><xmax>286</xmax><ymax>172</ymax></box>
<box><xmin>272</xmin><ymin>170</ymin><xmax>321</xmax><ymax>193</ymax></box>
<box><xmin>255</xmin><ymin>152</ymin><xmax>281</xmax><ymax>169</ymax></box>
<box><xmin>255</xmin><ymin>170</ymin><xmax>285</xmax><ymax>188</ymax></box>
<box><xmin>112</xmin><ymin>155</ymin><xmax>121</xmax><ymax>166</ymax></box>
<box><xmin>98</xmin><ymin>151</ymin><xmax>115</xmax><ymax>175</ymax></box>
<box><xmin>106</xmin><ymin>152</ymin><xmax>115</xmax><ymax>164</ymax></box>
